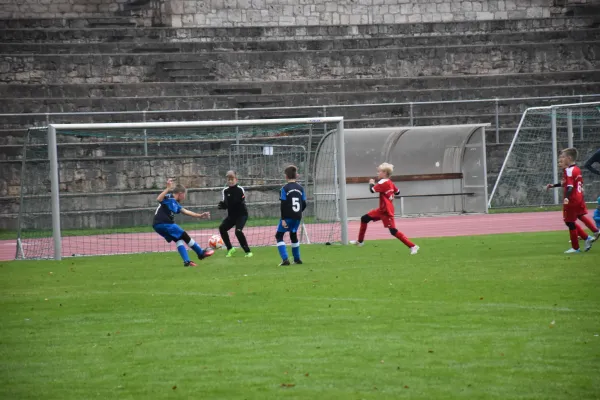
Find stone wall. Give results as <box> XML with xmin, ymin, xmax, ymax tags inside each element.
<box><xmin>1</xmin><ymin>0</ymin><xmax>595</xmax><ymax>27</ymax></box>
<box><xmin>0</xmin><ymin>0</ymin><xmax>165</xmax><ymax>26</ymax></box>
<box><xmin>167</xmin><ymin>0</ymin><xmax>592</xmax><ymax>28</ymax></box>
<box><xmin>1</xmin><ymin>41</ymin><xmax>595</xmax><ymax>85</ymax></box>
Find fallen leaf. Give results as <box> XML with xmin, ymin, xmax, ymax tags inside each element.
<box><xmin>304</xmin><ymin>373</ymin><xmax>309</xmax><ymax>377</ymax></box>
<box><xmin>479</xmin><ymin>297</ymin><xmax>484</xmax><ymax>300</ymax></box>
<box><xmin>428</xmin><ymin>350</ymin><xmax>434</xmax><ymax>353</ymax></box>
<box><xmin>280</xmin><ymin>383</ymin><xmax>295</xmax><ymax>388</ymax></box>
<box><xmin>404</xmin><ymin>385</ymin><xmax>409</xmax><ymax>389</ymax></box>
<box><xmin>172</xmin><ymin>385</ymin><xmax>177</xmax><ymax>390</ymax></box>
<box><xmin>500</xmin><ymin>353</ymin><xmax>504</xmax><ymax>356</ymax></box>
<box><xmin>227</xmin><ymin>292</ymin><xmax>235</xmax><ymax>296</ymax></box>
<box><xmin>284</xmin><ymin>371</ymin><xmax>288</xmax><ymax>375</ymax></box>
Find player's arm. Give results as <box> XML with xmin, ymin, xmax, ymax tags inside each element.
<box><xmin>369</xmin><ymin>179</ymin><xmax>390</xmax><ymax>194</ymax></box>
<box><xmin>157</xmin><ymin>179</ymin><xmax>173</xmax><ymax>202</ymax></box>
<box><xmin>218</xmin><ymin>187</ymin><xmax>228</xmax><ymax>210</ymax></box>
<box><xmin>545</xmin><ymin>182</ymin><xmax>562</xmax><ymax>191</ymax></box>
<box><xmin>181</xmin><ymin>208</ymin><xmax>210</xmax><ymax>219</ymax></box>
<box><xmin>584</xmin><ymin>148</ymin><xmax>600</xmax><ymax>175</ymax></box>
<box><xmin>301</xmin><ymin>187</ymin><xmax>307</xmax><ymax>212</ymax></box>
<box><xmin>279</xmin><ymin>187</ymin><xmax>288</xmax><ymax>228</ymax></box>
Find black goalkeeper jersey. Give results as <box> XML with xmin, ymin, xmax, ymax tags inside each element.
<box><xmin>221</xmin><ymin>184</ymin><xmax>248</xmax><ymax>218</ymax></box>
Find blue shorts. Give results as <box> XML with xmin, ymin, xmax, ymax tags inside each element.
<box><xmin>153</xmin><ymin>223</ymin><xmax>185</xmax><ymax>243</ymax></box>
<box><xmin>277</xmin><ymin>218</ymin><xmax>301</xmax><ymax>233</ymax></box>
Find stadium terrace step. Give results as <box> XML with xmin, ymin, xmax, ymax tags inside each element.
<box><xmin>0</xmin><ymin>17</ymin><xmax>138</xmax><ymax>29</ymax></box>
<box><xmin>2</xmin><ymin>29</ymin><xmax>599</xmax><ymax>55</ymax></box>
<box><xmin>0</xmin><ymin>82</ymin><xmax>597</xmax><ymax>114</ymax></box>
<box><xmin>1</xmin><ymin>41</ymin><xmax>597</xmax><ymax>85</ymax></box>
<box><xmin>1</xmin><ymin>71</ymin><xmax>596</xmax><ymax>99</ymax></box>
<box><xmin>0</xmin><ymin>17</ymin><xmax>594</xmax><ymax>44</ymax></box>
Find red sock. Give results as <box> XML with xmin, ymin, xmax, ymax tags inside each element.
<box><xmin>358</xmin><ymin>223</ymin><xmax>368</xmax><ymax>243</ymax></box>
<box><xmin>569</xmin><ymin>229</ymin><xmax>580</xmax><ymax>250</ymax></box>
<box><xmin>578</xmin><ymin>215</ymin><xmax>599</xmax><ymax>233</ymax></box>
<box><xmin>394</xmin><ymin>231</ymin><xmax>415</xmax><ymax>248</ymax></box>
<box><xmin>576</xmin><ymin>224</ymin><xmax>589</xmax><ymax>240</ymax></box>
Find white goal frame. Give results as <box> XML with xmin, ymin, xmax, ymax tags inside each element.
<box><xmin>45</xmin><ymin>117</ymin><xmax>348</xmax><ymax>260</ymax></box>
<box><xmin>488</xmin><ymin>101</ymin><xmax>600</xmax><ymax>208</ymax></box>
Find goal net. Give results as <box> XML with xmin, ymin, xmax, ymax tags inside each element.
<box><xmin>14</xmin><ymin>118</ymin><xmax>348</xmax><ymax>260</ymax></box>
<box><xmin>488</xmin><ymin>102</ymin><xmax>600</xmax><ymax>209</ymax></box>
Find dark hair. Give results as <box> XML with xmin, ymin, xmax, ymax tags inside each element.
<box><xmin>284</xmin><ymin>165</ymin><xmax>298</xmax><ymax>180</ymax></box>
<box><xmin>561</xmin><ymin>147</ymin><xmax>578</xmax><ymax>161</ymax></box>
<box><xmin>173</xmin><ymin>184</ymin><xmax>186</xmax><ymax>194</ymax></box>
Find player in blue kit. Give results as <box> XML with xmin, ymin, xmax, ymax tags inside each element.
<box><xmin>153</xmin><ymin>179</ymin><xmax>214</xmax><ymax>267</ymax></box>
<box><xmin>276</xmin><ymin>165</ymin><xmax>307</xmax><ymax>266</ymax></box>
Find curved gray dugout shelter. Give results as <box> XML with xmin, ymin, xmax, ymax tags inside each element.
<box><xmin>314</xmin><ymin>124</ymin><xmax>489</xmax><ymax>220</ymax></box>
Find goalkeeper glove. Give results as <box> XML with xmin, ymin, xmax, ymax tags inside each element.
<box><xmin>217</xmin><ymin>201</ymin><xmax>227</xmax><ymax>210</ymax></box>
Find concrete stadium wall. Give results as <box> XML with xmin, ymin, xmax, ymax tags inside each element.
<box><xmin>2</xmin><ymin>0</ymin><xmax>595</xmax><ymax>27</ymax></box>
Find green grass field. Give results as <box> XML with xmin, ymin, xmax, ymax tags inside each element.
<box><xmin>1</xmin><ymin>232</ymin><xmax>599</xmax><ymax>400</ymax></box>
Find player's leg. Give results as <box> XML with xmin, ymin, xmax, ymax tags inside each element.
<box><xmin>385</xmin><ymin>216</ymin><xmax>419</xmax><ymax>254</ymax></box>
<box><xmin>578</xmin><ymin>213</ymin><xmax>599</xmax><ymax>234</ymax></box>
<box><xmin>179</xmin><ymin>230</ymin><xmax>214</xmax><ymax>261</ymax></box>
<box><xmin>154</xmin><ymin>223</ymin><xmax>195</xmax><ymax>266</ymax></box>
<box><xmin>219</xmin><ymin>217</ymin><xmax>236</xmax><ymax>256</ymax></box>
<box><xmin>289</xmin><ymin>220</ymin><xmax>302</xmax><ymax>264</ymax></box>
<box><xmin>564</xmin><ymin>207</ymin><xmax>581</xmax><ymax>253</ymax></box>
<box><xmin>577</xmin><ymin>214</ymin><xmax>596</xmax><ymax>252</ymax></box>
<box><xmin>234</xmin><ymin>216</ymin><xmax>252</xmax><ymax>257</ymax></box>
<box><xmin>351</xmin><ymin>210</ymin><xmax>378</xmax><ymax>245</ymax></box>
<box><xmin>275</xmin><ymin>223</ymin><xmax>290</xmax><ymax>266</ymax></box>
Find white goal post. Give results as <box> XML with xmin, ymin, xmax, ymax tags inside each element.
<box><xmin>488</xmin><ymin>101</ymin><xmax>600</xmax><ymax>209</ymax></box>
<box><xmin>34</xmin><ymin>117</ymin><xmax>348</xmax><ymax>260</ymax></box>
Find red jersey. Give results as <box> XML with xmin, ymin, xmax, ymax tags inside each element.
<box><xmin>371</xmin><ymin>178</ymin><xmax>399</xmax><ymax>216</ymax></box>
<box><xmin>563</xmin><ymin>165</ymin><xmax>585</xmax><ymax>205</ymax></box>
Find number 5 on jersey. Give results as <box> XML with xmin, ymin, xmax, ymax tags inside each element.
<box><xmin>292</xmin><ymin>197</ymin><xmax>300</xmax><ymax>212</ymax></box>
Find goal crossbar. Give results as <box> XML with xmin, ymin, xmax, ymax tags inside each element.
<box><xmin>45</xmin><ymin>117</ymin><xmax>348</xmax><ymax>260</ymax></box>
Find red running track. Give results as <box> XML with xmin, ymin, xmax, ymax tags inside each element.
<box><xmin>0</xmin><ymin>211</ymin><xmax>574</xmax><ymax>261</ymax></box>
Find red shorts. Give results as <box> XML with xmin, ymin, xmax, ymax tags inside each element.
<box><xmin>563</xmin><ymin>202</ymin><xmax>588</xmax><ymax>223</ymax></box>
<box><xmin>367</xmin><ymin>209</ymin><xmax>396</xmax><ymax>229</ymax></box>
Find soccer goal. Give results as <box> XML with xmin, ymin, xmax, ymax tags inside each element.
<box><xmin>488</xmin><ymin>102</ymin><xmax>600</xmax><ymax>209</ymax></box>
<box><xmin>14</xmin><ymin>117</ymin><xmax>348</xmax><ymax>260</ymax></box>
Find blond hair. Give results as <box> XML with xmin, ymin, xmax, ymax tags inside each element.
<box><xmin>561</xmin><ymin>147</ymin><xmax>578</xmax><ymax>162</ymax></box>
<box><xmin>378</xmin><ymin>162</ymin><xmax>394</xmax><ymax>177</ymax></box>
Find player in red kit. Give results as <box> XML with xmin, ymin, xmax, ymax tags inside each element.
<box><xmin>546</xmin><ymin>147</ymin><xmax>599</xmax><ymax>253</ymax></box>
<box><xmin>350</xmin><ymin>163</ymin><xmax>419</xmax><ymax>255</ymax></box>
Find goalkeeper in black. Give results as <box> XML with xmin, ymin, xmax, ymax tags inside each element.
<box><xmin>584</xmin><ymin>148</ymin><xmax>600</xmax><ymax>175</ymax></box>
<box><xmin>218</xmin><ymin>171</ymin><xmax>253</xmax><ymax>258</ymax></box>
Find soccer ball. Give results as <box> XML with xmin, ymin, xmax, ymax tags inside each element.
<box><xmin>208</xmin><ymin>235</ymin><xmax>224</xmax><ymax>249</ymax></box>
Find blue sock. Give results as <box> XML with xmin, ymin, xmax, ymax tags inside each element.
<box><xmin>277</xmin><ymin>241</ymin><xmax>288</xmax><ymax>261</ymax></box>
<box><xmin>188</xmin><ymin>239</ymin><xmax>204</xmax><ymax>257</ymax></box>
<box><xmin>291</xmin><ymin>242</ymin><xmax>300</xmax><ymax>261</ymax></box>
<box><xmin>176</xmin><ymin>240</ymin><xmax>190</xmax><ymax>263</ymax></box>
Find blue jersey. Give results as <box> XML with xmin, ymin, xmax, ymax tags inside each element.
<box><xmin>594</xmin><ymin>208</ymin><xmax>600</xmax><ymax>225</ymax></box>
<box><xmin>280</xmin><ymin>182</ymin><xmax>306</xmax><ymax>220</ymax></box>
<box><xmin>153</xmin><ymin>193</ymin><xmax>182</xmax><ymax>225</ymax></box>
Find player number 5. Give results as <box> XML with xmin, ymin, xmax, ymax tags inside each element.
<box><xmin>292</xmin><ymin>197</ymin><xmax>300</xmax><ymax>212</ymax></box>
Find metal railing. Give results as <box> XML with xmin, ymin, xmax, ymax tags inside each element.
<box><xmin>0</xmin><ymin>93</ymin><xmax>599</xmax><ymax>146</ymax></box>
